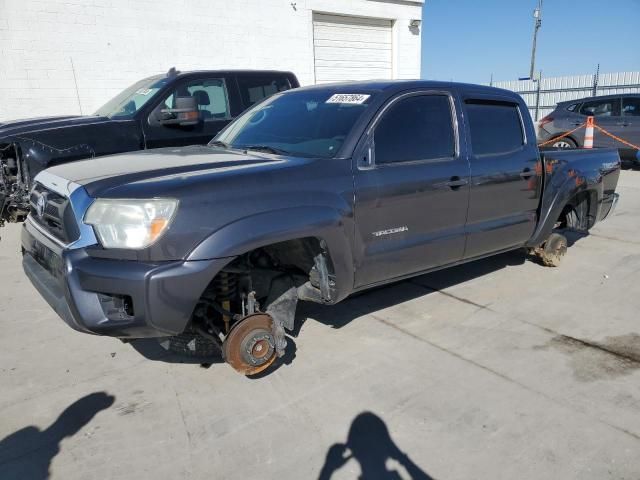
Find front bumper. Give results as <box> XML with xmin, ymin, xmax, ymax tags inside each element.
<box><xmin>21</xmin><ymin>218</ymin><xmax>229</xmax><ymax>338</ymax></box>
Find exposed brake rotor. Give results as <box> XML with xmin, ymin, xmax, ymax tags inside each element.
<box><xmin>222</xmin><ymin>313</ymin><xmax>277</xmax><ymax>375</ymax></box>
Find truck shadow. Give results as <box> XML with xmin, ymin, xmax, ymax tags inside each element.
<box><xmin>128</xmin><ymin>336</ymin><xmax>297</xmax><ymax>377</ymax></box>
<box><xmin>0</xmin><ymin>392</ymin><xmax>115</xmax><ymax>480</ymax></box>
<box><xmin>128</xmin><ymin>338</ymin><xmax>223</xmax><ymax>366</ymax></box>
<box><xmin>318</xmin><ymin>411</ymin><xmax>434</xmax><ymax>480</ymax></box>
<box><xmin>295</xmin><ymin>249</ymin><xmax>528</xmax><ymax>332</ymax></box>
<box><xmin>562</xmin><ymin>229</ymin><xmax>589</xmax><ymax>247</ymax></box>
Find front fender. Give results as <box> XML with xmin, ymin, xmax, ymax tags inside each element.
<box><xmin>187</xmin><ymin>206</ymin><xmax>355</xmax><ymax>302</ymax></box>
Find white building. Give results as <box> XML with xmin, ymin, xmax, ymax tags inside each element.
<box><xmin>0</xmin><ymin>0</ymin><xmax>424</xmax><ymax>121</ymax></box>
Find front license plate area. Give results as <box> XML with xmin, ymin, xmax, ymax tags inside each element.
<box><xmin>31</xmin><ymin>239</ymin><xmax>63</xmax><ymax>279</ymax></box>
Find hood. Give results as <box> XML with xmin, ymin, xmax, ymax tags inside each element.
<box><xmin>44</xmin><ymin>145</ymin><xmax>296</xmax><ymax>196</ymax></box>
<box><xmin>0</xmin><ymin>115</ymin><xmax>110</xmax><ymax>139</ymax></box>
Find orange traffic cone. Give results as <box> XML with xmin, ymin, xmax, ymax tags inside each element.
<box><xmin>584</xmin><ymin>116</ymin><xmax>594</xmax><ymax>149</ymax></box>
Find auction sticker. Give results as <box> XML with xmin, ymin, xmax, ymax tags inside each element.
<box><xmin>326</xmin><ymin>94</ymin><xmax>371</xmax><ymax>104</ymax></box>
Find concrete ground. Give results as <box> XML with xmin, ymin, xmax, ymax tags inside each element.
<box><xmin>1</xmin><ymin>171</ymin><xmax>640</xmax><ymax>480</ymax></box>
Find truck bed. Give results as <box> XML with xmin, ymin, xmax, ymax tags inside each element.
<box><xmin>529</xmin><ymin>147</ymin><xmax>621</xmax><ymax>247</ymax></box>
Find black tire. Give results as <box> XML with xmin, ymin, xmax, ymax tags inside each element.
<box><xmin>551</xmin><ymin>137</ymin><xmax>577</xmax><ymax>149</ymax></box>
<box><xmin>167</xmin><ymin>332</ymin><xmax>221</xmax><ymax>358</ymax></box>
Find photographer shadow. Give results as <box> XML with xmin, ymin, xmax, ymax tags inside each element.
<box><xmin>318</xmin><ymin>411</ymin><xmax>433</xmax><ymax>480</ymax></box>
<box><xmin>0</xmin><ymin>392</ymin><xmax>115</xmax><ymax>480</ymax></box>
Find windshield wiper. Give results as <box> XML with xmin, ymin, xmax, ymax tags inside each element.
<box><xmin>241</xmin><ymin>145</ymin><xmax>289</xmax><ymax>155</ymax></box>
<box><xmin>209</xmin><ymin>140</ymin><xmax>230</xmax><ymax>149</ymax></box>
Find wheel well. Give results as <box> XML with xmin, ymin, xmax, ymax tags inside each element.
<box><xmin>186</xmin><ymin>237</ymin><xmax>336</xmax><ymax>335</ymax></box>
<box><xmin>558</xmin><ymin>190</ymin><xmax>597</xmax><ymax>231</ymax></box>
<box><xmin>227</xmin><ymin>236</ymin><xmax>336</xmax><ymax>302</ymax></box>
<box><xmin>241</xmin><ymin>237</ymin><xmax>333</xmax><ymax>277</ymax></box>
<box><xmin>551</xmin><ymin>134</ymin><xmax>578</xmax><ymax>146</ymax></box>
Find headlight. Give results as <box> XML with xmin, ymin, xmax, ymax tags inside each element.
<box><xmin>85</xmin><ymin>199</ymin><xmax>178</xmax><ymax>249</ymax></box>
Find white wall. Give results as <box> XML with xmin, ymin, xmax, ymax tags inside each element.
<box><xmin>0</xmin><ymin>0</ymin><xmax>423</xmax><ymax>121</ymax></box>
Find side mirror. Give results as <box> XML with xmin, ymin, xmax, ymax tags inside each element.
<box><xmin>159</xmin><ymin>96</ymin><xmax>199</xmax><ymax>126</ymax></box>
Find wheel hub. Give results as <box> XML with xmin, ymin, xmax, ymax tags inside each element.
<box><xmin>541</xmin><ymin>233</ymin><xmax>568</xmax><ymax>267</ymax></box>
<box><xmin>222</xmin><ymin>313</ymin><xmax>277</xmax><ymax>375</ymax></box>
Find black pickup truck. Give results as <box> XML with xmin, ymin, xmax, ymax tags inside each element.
<box><xmin>21</xmin><ymin>81</ymin><xmax>621</xmax><ymax>375</ymax></box>
<box><xmin>0</xmin><ymin>69</ymin><xmax>299</xmax><ymax>228</ymax></box>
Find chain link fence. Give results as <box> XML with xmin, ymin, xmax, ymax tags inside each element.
<box><xmin>491</xmin><ymin>71</ymin><xmax>640</xmax><ymax>121</ymax></box>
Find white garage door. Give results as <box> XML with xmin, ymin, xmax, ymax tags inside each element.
<box><xmin>313</xmin><ymin>13</ymin><xmax>393</xmax><ymax>84</ymax></box>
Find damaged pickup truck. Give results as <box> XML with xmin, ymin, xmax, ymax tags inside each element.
<box><xmin>0</xmin><ymin>69</ymin><xmax>298</xmax><ymax>230</ymax></box>
<box><xmin>21</xmin><ymin>81</ymin><xmax>621</xmax><ymax>375</ymax></box>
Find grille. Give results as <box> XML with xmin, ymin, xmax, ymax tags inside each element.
<box><xmin>29</xmin><ymin>183</ymin><xmax>80</xmax><ymax>244</ymax></box>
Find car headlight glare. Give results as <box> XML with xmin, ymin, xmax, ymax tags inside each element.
<box><xmin>85</xmin><ymin>199</ymin><xmax>178</xmax><ymax>249</ymax></box>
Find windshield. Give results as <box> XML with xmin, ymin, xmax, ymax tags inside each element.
<box><xmin>95</xmin><ymin>76</ymin><xmax>170</xmax><ymax>119</ymax></box>
<box><xmin>213</xmin><ymin>90</ymin><xmax>376</xmax><ymax>158</ymax></box>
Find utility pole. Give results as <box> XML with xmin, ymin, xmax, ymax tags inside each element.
<box><xmin>534</xmin><ymin>70</ymin><xmax>542</xmax><ymax>121</ymax></box>
<box><xmin>529</xmin><ymin>0</ymin><xmax>543</xmax><ymax>79</ymax></box>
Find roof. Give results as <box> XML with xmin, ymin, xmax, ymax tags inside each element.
<box><xmin>174</xmin><ymin>69</ymin><xmax>296</xmax><ymax>77</ymax></box>
<box><xmin>558</xmin><ymin>92</ymin><xmax>640</xmax><ymax>104</ymax></box>
<box><xmin>141</xmin><ymin>69</ymin><xmax>297</xmax><ymax>83</ymax></box>
<box><xmin>293</xmin><ymin>79</ymin><xmax>518</xmax><ymax>97</ymax></box>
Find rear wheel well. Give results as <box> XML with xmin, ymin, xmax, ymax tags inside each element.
<box><xmin>558</xmin><ymin>190</ymin><xmax>597</xmax><ymax>231</ymax></box>
<box><xmin>550</xmin><ymin>135</ymin><xmax>578</xmax><ymax>148</ymax></box>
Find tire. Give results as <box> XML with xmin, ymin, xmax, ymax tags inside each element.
<box><xmin>167</xmin><ymin>332</ymin><xmax>221</xmax><ymax>358</ymax></box>
<box><xmin>563</xmin><ymin>208</ymin><xmax>580</xmax><ymax>230</ymax></box>
<box><xmin>551</xmin><ymin>137</ymin><xmax>577</xmax><ymax>149</ymax></box>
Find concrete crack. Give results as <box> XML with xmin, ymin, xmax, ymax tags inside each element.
<box><xmin>408</xmin><ymin>280</ymin><xmax>494</xmax><ymax>312</ymax></box>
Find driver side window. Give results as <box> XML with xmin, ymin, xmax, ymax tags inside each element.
<box><xmin>374</xmin><ymin>95</ymin><xmax>455</xmax><ymax>165</ymax></box>
<box><xmin>160</xmin><ymin>78</ymin><xmax>231</xmax><ymax>121</ymax></box>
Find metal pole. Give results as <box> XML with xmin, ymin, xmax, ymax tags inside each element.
<box><xmin>534</xmin><ymin>70</ymin><xmax>542</xmax><ymax>121</ymax></box>
<box><xmin>529</xmin><ymin>0</ymin><xmax>543</xmax><ymax>79</ymax></box>
<box><xmin>70</xmin><ymin>57</ymin><xmax>83</xmax><ymax>115</ymax></box>
<box><xmin>592</xmin><ymin>63</ymin><xmax>600</xmax><ymax>97</ymax></box>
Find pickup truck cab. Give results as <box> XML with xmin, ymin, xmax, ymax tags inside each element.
<box><xmin>0</xmin><ymin>69</ymin><xmax>299</xmax><ymax>226</ymax></box>
<box><xmin>21</xmin><ymin>80</ymin><xmax>621</xmax><ymax>375</ymax></box>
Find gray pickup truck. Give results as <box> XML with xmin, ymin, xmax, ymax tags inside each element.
<box><xmin>21</xmin><ymin>80</ymin><xmax>621</xmax><ymax>375</ymax></box>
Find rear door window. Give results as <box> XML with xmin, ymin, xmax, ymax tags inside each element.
<box><xmin>374</xmin><ymin>95</ymin><xmax>456</xmax><ymax>165</ymax></box>
<box><xmin>237</xmin><ymin>75</ymin><xmax>292</xmax><ymax>109</ymax></box>
<box><xmin>579</xmin><ymin>98</ymin><xmax>621</xmax><ymax>117</ymax></box>
<box><xmin>464</xmin><ymin>101</ymin><xmax>524</xmax><ymax>156</ymax></box>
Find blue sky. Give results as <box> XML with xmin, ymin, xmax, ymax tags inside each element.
<box><xmin>421</xmin><ymin>0</ymin><xmax>640</xmax><ymax>84</ymax></box>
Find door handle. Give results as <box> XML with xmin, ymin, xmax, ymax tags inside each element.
<box><xmin>444</xmin><ymin>176</ymin><xmax>469</xmax><ymax>190</ymax></box>
<box><xmin>616</xmin><ymin>122</ymin><xmax>630</xmax><ymax>127</ymax></box>
<box><xmin>520</xmin><ymin>168</ymin><xmax>535</xmax><ymax>179</ymax></box>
